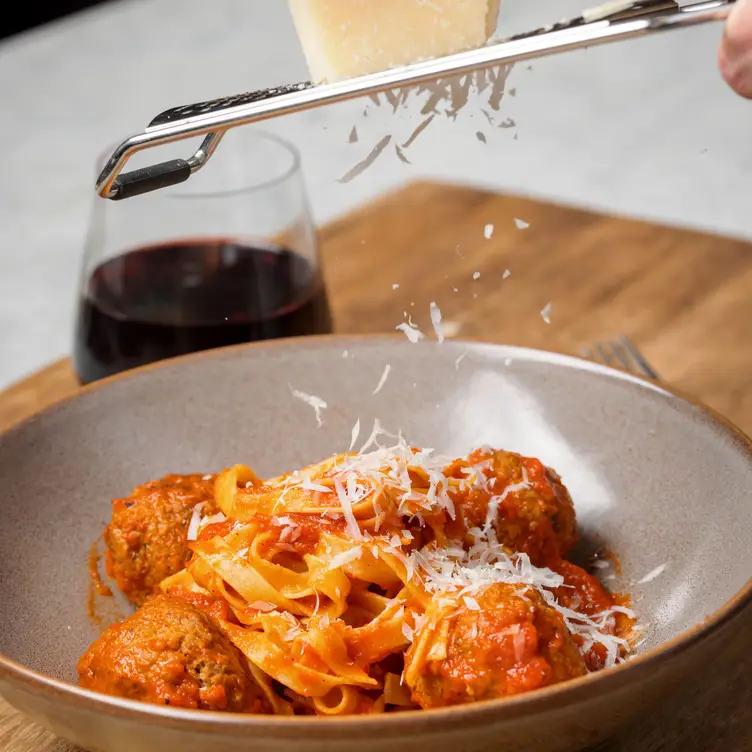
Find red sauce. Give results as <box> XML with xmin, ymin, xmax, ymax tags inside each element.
<box><xmin>87</xmin><ymin>542</ymin><xmax>115</xmax><ymax>627</ymax></box>
<box><xmin>88</xmin><ymin>543</ymin><xmax>113</xmax><ymax>597</ymax></box>
<box><xmin>82</xmin><ymin>449</ymin><xmax>635</xmax><ymax>715</ymax></box>
<box><xmin>198</xmin><ymin>520</ymin><xmax>236</xmax><ymax>541</ymax></box>
<box><xmin>553</xmin><ymin>560</ymin><xmax>614</xmax><ymax>616</ymax></box>
<box><xmin>172</xmin><ymin>590</ymin><xmax>233</xmax><ymax>623</ymax></box>
<box><xmin>256</xmin><ymin>513</ymin><xmax>348</xmax><ymax>555</ymax></box>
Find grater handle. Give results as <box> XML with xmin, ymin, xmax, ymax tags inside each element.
<box><xmin>110</xmin><ymin>159</ymin><xmax>192</xmax><ymax>201</ymax></box>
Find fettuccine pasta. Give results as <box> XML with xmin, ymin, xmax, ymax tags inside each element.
<box><xmin>80</xmin><ymin>433</ymin><xmax>636</xmax><ymax>715</ymax></box>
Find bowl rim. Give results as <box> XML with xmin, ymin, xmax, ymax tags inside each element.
<box><xmin>1</xmin><ymin>334</ymin><xmax>751</xmax><ymax>737</ymax></box>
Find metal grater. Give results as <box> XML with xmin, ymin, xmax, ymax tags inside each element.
<box><xmin>96</xmin><ymin>0</ymin><xmax>733</xmax><ymax>200</ymax></box>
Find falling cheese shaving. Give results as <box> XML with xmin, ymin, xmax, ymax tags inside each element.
<box><xmin>396</xmin><ymin>321</ymin><xmax>425</xmax><ymax>343</ymax></box>
<box><xmin>373</xmin><ymin>365</ymin><xmax>392</xmax><ymax>395</ymax></box>
<box><xmin>636</xmin><ymin>563</ymin><xmax>666</xmax><ymax>585</ymax></box>
<box><xmin>429</xmin><ymin>302</ymin><xmax>444</xmax><ymax>344</ymax></box>
<box><xmin>341</xmin><ymin>64</ymin><xmax>515</xmax><ymax>179</ymax></box>
<box><xmin>338</xmin><ymin>135</ymin><xmax>392</xmax><ymax>183</ymax></box>
<box><xmin>349</xmin><ymin>419</ymin><xmax>361</xmax><ymax>452</ymax></box>
<box><xmin>290</xmin><ymin>387</ymin><xmax>328</xmax><ymax>426</ymax></box>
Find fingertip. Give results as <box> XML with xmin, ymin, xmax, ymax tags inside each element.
<box><xmin>718</xmin><ymin>33</ymin><xmax>752</xmax><ymax>98</ymax></box>
<box><xmin>719</xmin><ymin>0</ymin><xmax>752</xmax><ymax>100</ymax></box>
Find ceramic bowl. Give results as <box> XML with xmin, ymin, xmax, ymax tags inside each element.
<box><xmin>0</xmin><ymin>336</ymin><xmax>750</xmax><ymax>752</ymax></box>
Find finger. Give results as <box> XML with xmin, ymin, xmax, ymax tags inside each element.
<box><xmin>718</xmin><ymin>0</ymin><xmax>752</xmax><ymax>98</ymax></box>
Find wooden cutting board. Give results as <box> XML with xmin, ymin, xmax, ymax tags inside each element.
<box><xmin>1</xmin><ymin>180</ymin><xmax>750</xmax><ymax>752</ymax></box>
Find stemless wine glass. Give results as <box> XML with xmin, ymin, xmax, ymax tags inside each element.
<box><xmin>73</xmin><ymin>129</ymin><xmax>332</xmax><ymax>385</ymax></box>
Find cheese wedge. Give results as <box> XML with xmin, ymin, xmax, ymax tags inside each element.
<box><xmin>287</xmin><ymin>0</ymin><xmax>501</xmax><ymax>83</ymax></box>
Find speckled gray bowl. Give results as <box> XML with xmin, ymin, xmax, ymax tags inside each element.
<box><xmin>0</xmin><ymin>336</ymin><xmax>750</xmax><ymax>752</ymax></box>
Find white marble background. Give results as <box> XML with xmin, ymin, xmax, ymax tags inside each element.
<box><xmin>1</xmin><ymin>0</ymin><xmax>750</xmax><ymax>389</ymax></box>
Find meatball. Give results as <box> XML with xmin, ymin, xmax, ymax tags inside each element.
<box><xmin>78</xmin><ymin>594</ymin><xmax>270</xmax><ymax>713</ymax></box>
<box><xmin>404</xmin><ymin>583</ymin><xmax>586</xmax><ymax>708</ymax></box>
<box><xmin>104</xmin><ymin>474</ymin><xmax>217</xmax><ymax>605</ymax></box>
<box><xmin>452</xmin><ymin>449</ymin><xmax>577</xmax><ymax>565</ymax></box>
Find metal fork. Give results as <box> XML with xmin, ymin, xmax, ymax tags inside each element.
<box><xmin>581</xmin><ymin>335</ymin><xmax>660</xmax><ymax>380</ymax></box>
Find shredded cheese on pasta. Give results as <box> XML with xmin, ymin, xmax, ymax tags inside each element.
<box><xmin>159</xmin><ymin>439</ymin><xmax>638</xmax><ymax>715</ymax></box>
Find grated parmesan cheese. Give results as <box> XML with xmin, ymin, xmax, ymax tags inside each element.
<box><xmin>514</xmin><ymin>217</ymin><xmax>530</xmax><ymax>230</ymax></box>
<box><xmin>402</xmin><ymin>622</ymin><xmax>415</xmax><ymax>642</ymax></box>
<box><xmin>273</xmin><ymin>516</ymin><xmax>295</xmax><ymax>527</ymax></box>
<box><xmin>429</xmin><ymin>302</ymin><xmax>444</xmax><ymax>344</ymax></box>
<box><xmin>186</xmin><ymin>502</ymin><xmax>206</xmax><ymax>541</ymax></box>
<box><xmin>257</xmin><ymin>429</ymin><xmax>638</xmax><ymax>668</ymax></box>
<box><xmin>636</xmin><ymin>563</ymin><xmax>666</xmax><ymax>585</ymax></box>
<box><xmin>201</xmin><ymin>511</ymin><xmax>227</xmax><ymax>528</ymax></box>
<box><xmin>483</xmin><ymin>476</ymin><xmax>531</xmax><ymax>535</ymax></box>
<box><xmin>396</xmin><ymin>321</ymin><xmax>425</xmax><ymax>343</ymax></box>
<box><xmin>301</xmin><ymin>477</ymin><xmax>331</xmax><ymax>493</ymax></box>
<box><xmin>349</xmin><ymin>419</ymin><xmax>361</xmax><ymax>452</ymax></box>
<box><xmin>290</xmin><ymin>387</ymin><xmax>328</xmax><ymax>426</ymax></box>
<box><xmin>333</xmin><ymin>476</ymin><xmax>364</xmax><ymax>541</ymax></box>
<box><xmin>407</xmin><ymin>528</ymin><xmax>635</xmax><ymax>669</ymax></box>
<box><xmin>328</xmin><ymin>545</ymin><xmax>364</xmax><ymax>570</ymax></box>
<box><xmin>484</xmin><ymin>223</ymin><xmax>494</xmax><ymax>240</ymax></box>
<box><xmin>373</xmin><ymin>364</ymin><xmax>392</xmax><ymax>395</ymax></box>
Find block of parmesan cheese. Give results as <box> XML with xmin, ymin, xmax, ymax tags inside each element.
<box><xmin>287</xmin><ymin>0</ymin><xmax>501</xmax><ymax>83</ymax></box>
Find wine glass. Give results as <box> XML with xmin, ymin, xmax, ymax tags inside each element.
<box><xmin>73</xmin><ymin>129</ymin><xmax>332</xmax><ymax>385</ymax></box>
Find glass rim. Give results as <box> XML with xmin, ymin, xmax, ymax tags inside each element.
<box><xmin>96</xmin><ymin>129</ymin><xmax>302</xmax><ymax>201</ymax></box>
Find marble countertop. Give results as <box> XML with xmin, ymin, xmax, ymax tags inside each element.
<box><xmin>1</xmin><ymin>0</ymin><xmax>750</xmax><ymax>390</ymax></box>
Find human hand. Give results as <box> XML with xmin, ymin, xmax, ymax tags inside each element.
<box><xmin>719</xmin><ymin>0</ymin><xmax>752</xmax><ymax>98</ymax></box>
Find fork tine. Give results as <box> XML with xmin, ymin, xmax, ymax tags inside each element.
<box><xmin>618</xmin><ymin>335</ymin><xmax>660</xmax><ymax>380</ymax></box>
<box><xmin>582</xmin><ymin>337</ymin><xmax>660</xmax><ymax>381</ymax></box>
<box><xmin>610</xmin><ymin>340</ymin><xmax>634</xmax><ymax>372</ymax></box>
<box><xmin>596</xmin><ymin>343</ymin><xmax>615</xmax><ymax>366</ymax></box>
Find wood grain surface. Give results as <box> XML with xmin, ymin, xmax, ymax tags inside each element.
<box><xmin>1</xmin><ymin>181</ymin><xmax>750</xmax><ymax>751</ymax></box>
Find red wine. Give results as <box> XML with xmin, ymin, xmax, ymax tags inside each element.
<box><xmin>74</xmin><ymin>239</ymin><xmax>332</xmax><ymax>384</ymax></box>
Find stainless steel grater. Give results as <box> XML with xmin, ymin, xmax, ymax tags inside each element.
<box><xmin>95</xmin><ymin>0</ymin><xmax>734</xmax><ymax>200</ymax></box>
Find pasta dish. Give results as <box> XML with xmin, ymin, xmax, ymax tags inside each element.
<box><xmin>79</xmin><ymin>433</ymin><xmax>636</xmax><ymax>715</ymax></box>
